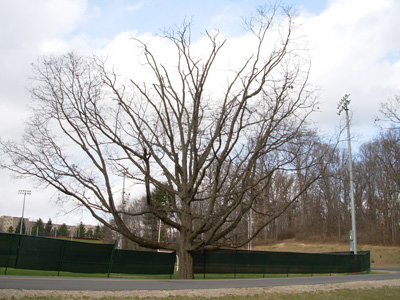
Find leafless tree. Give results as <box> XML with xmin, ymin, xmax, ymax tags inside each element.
<box><xmin>0</xmin><ymin>5</ymin><xmax>322</xmax><ymax>278</ymax></box>
<box><xmin>358</xmin><ymin>130</ymin><xmax>400</xmax><ymax>244</ymax></box>
<box><xmin>377</xmin><ymin>94</ymin><xmax>400</xmax><ymax>129</ymax></box>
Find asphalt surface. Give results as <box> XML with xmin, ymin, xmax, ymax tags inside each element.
<box><xmin>0</xmin><ymin>269</ymin><xmax>399</xmax><ymax>291</ymax></box>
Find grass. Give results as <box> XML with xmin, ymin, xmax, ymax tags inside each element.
<box><xmin>1</xmin><ymin>286</ymin><xmax>400</xmax><ymax>300</ymax></box>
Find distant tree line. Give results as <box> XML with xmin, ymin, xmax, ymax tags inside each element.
<box><xmin>118</xmin><ymin>96</ymin><xmax>400</xmax><ymax>247</ymax></box>
<box><xmin>9</xmin><ymin>218</ymin><xmax>108</xmax><ymax>240</ymax></box>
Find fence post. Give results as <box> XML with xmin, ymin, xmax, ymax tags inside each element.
<box><xmin>203</xmin><ymin>250</ymin><xmax>206</xmax><ymax>279</ymax></box>
<box><xmin>107</xmin><ymin>240</ymin><xmax>117</xmax><ymax>278</ymax></box>
<box><xmin>57</xmin><ymin>240</ymin><xmax>67</xmax><ymax>276</ymax></box>
<box><xmin>234</xmin><ymin>250</ymin><xmax>237</xmax><ymax>279</ymax></box>
<box><xmin>263</xmin><ymin>251</ymin><xmax>267</xmax><ymax>279</ymax></box>
<box><xmin>4</xmin><ymin>234</ymin><xmax>15</xmax><ymax>275</ymax></box>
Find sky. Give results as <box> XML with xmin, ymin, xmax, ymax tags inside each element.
<box><xmin>0</xmin><ymin>0</ymin><xmax>399</xmax><ymax>227</ymax></box>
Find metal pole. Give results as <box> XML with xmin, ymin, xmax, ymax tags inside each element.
<box><xmin>18</xmin><ymin>190</ymin><xmax>31</xmax><ymax>235</ymax></box>
<box><xmin>337</xmin><ymin>95</ymin><xmax>357</xmax><ymax>254</ymax></box>
<box><xmin>248</xmin><ymin>210</ymin><xmax>252</xmax><ymax>251</ymax></box>
<box><xmin>158</xmin><ymin>219</ymin><xmax>162</xmax><ymax>243</ymax></box>
<box><xmin>345</xmin><ymin>107</ymin><xmax>357</xmax><ymax>254</ymax></box>
<box><xmin>118</xmin><ymin>174</ymin><xmax>126</xmax><ymax>249</ymax></box>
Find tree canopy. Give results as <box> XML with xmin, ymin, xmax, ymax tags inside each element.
<box><xmin>0</xmin><ymin>5</ymin><xmax>324</xmax><ymax>278</ymax></box>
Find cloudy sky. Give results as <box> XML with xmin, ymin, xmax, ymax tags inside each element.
<box><xmin>0</xmin><ymin>0</ymin><xmax>399</xmax><ymax>227</ymax></box>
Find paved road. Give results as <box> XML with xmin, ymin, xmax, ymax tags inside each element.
<box><xmin>1</xmin><ymin>269</ymin><xmax>399</xmax><ymax>291</ymax></box>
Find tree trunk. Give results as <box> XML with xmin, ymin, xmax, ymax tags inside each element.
<box><xmin>178</xmin><ymin>249</ymin><xmax>194</xmax><ymax>279</ymax></box>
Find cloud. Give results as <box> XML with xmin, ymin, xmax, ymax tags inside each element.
<box><xmin>0</xmin><ymin>0</ymin><xmax>89</xmax><ymax>108</ymax></box>
<box><xmin>0</xmin><ymin>0</ymin><xmax>86</xmax><ymax>47</ymax></box>
<box><xmin>0</xmin><ymin>0</ymin><xmax>94</xmax><ymax>225</ymax></box>
<box><xmin>1</xmin><ymin>0</ymin><xmax>400</xmax><ymax>225</ymax></box>
<box><xmin>296</xmin><ymin>0</ymin><xmax>400</xmax><ymax>141</ymax></box>
<box><xmin>126</xmin><ymin>0</ymin><xmax>148</xmax><ymax>12</ymax></box>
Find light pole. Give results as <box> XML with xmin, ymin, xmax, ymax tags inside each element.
<box><xmin>118</xmin><ymin>174</ymin><xmax>126</xmax><ymax>249</ymax></box>
<box><xmin>18</xmin><ymin>190</ymin><xmax>31</xmax><ymax>235</ymax></box>
<box><xmin>337</xmin><ymin>94</ymin><xmax>357</xmax><ymax>254</ymax></box>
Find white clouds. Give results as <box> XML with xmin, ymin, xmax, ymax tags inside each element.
<box><xmin>0</xmin><ymin>0</ymin><xmax>86</xmax><ymax>49</ymax></box>
<box><xmin>0</xmin><ymin>0</ymin><xmax>93</xmax><ymax>225</ymax></box>
<box><xmin>0</xmin><ymin>0</ymin><xmax>89</xmax><ymax>111</ymax></box>
<box><xmin>297</xmin><ymin>0</ymin><xmax>400</xmax><ymax>140</ymax></box>
<box><xmin>126</xmin><ymin>0</ymin><xmax>149</xmax><ymax>12</ymax></box>
<box><xmin>1</xmin><ymin>0</ymin><xmax>400</xmax><ymax>225</ymax></box>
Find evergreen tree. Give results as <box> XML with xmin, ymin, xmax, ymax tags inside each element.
<box><xmin>31</xmin><ymin>218</ymin><xmax>45</xmax><ymax>236</ymax></box>
<box><xmin>142</xmin><ymin>187</ymin><xmax>172</xmax><ymax>241</ymax></box>
<box><xmin>56</xmin><ymin>223</ymin><xmax>69</xmax><ymax>237</ymax></box>
<box><xmin>86</xmin><ymin>228</ymin><xmax>94</xmax><ymax>239</ymax></box>
<box><xmin>7</xmin><ymin>226</ymin><xmax>14</xmax><ymax>233</ymax></box>
<box><xmin>75</xmin><ymin>222</ymin><xmax>86</xmax><ymax>238</ymax></box>
<box><xmin>44</xmin><ymin>219</ymin><xmax>53</xmax><ymax>235</ymax></box>
<box><xmin>15</xmin><ymin>219</ymin><xmax>26</xmax><ymax>234</ymax></box>
<box><xmin>93</xmin><ymin>225</ymin><xmax>103</xmax><ymax>239</ymax></box>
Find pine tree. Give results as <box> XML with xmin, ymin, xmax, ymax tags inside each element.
<box><xmin>56</xmin><ymin>223</ymin><xmax>69</xmax><ymax>237</ymax></box>
<box><xmin>86</xmin><ymin>228</ymin><xmax>94</xmax><ymax>239</ymax></box>
<box><xmin>15</xmin><ymin>219</ymin><xmax>26</xmax><ymax>234</ymax></box>
<box><xmin>93</xmin><ymin>225</ymin><xmax>103</xmax><ymax>239</ymax></box>
<box><xmin>31</xmin><ymin>218</ymin><xmax>45</xmax><ymax>236</ymax></box>
<box><xmin>44</xmin><ymin>219</ymin><xmax>53</xmax><ymax>235</ymax></box>
<box><xmin>75</xmin><ymin>222</ymin><xmax>86</xmax><ymax>238</ymax></box>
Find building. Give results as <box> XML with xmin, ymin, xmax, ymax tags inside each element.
<box><xmin>0</xmin><ymin>216</ymin><xmax>29</xmax><ymax>233</ymax></box>
<box><xmin>0</xmin><ymin>215</ymin><xmax>98</xmax><ymax>238</ymax></box>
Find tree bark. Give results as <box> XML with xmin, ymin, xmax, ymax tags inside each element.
<box><xmin>178</xmin><ymin>248</ymin><xmax>194</xmax><ymax>279</ymax></box>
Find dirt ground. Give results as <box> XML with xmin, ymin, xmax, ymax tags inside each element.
<box><xmin>1</xmin><ymin>279</ymin><xmax>400</xmax><ymax>299</ymax></box>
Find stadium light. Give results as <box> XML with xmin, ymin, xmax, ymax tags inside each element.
<box><xmin>337</xmin><ymin>94</ymin><xmax>357</xmax><ymax>254</ymax></box>
<box><xmin>18</xmin><ymin>190</ymin><xmax>31</xmax><ymax>235</ymax></box>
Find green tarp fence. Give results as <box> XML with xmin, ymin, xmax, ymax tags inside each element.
<box><xmin>1</xmin><ymin>233</ymin><xmax>370</xmax><ymax>278</ymax></box>
<box><xmin>111</xmin><ymin>249</ymin><xmax>175</xmax><ymax>275</ymax></box>
<box><xmin>193</xmin><ymin>248</ymin><xmax>370</xmax><ymax>277</ymax></box>
<box><xmin>0</xmin><ymin>233</ymin><xmax>176</xmax><ymax>276</ymax></box>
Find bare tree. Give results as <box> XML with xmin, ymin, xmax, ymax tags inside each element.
<box><xmin>0</xmin><ymin>5</ymin><xmax>322</xmax><ymax>278</ymax></box>
<box><xmin>377</xmin><ymin>94</ymin><xmax>400</xmax><ymax>128</ymax></box>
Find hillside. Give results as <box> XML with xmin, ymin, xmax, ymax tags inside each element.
<box><xmin>254</xmin><ymin>240</ymin><xmax>400</xmax><ymax>268</ymax></box>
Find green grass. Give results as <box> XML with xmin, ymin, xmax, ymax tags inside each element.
<box><xmin>1</xmin><ymin>286</ymin><xmax>400</xmax><ymax>300</ymax></box>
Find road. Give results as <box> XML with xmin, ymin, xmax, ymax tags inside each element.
<box><xmin>1</xmin><ymin>269</ymin><xmax>399</xmax><ymax>291</ymax></box>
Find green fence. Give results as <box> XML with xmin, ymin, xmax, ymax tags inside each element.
<box><xmin>193</xmin><ymin>249</ymin><xmax>370</xmax><ymax>278</ymax></box>
<box><xmin>0</xmin><ymin>233</ymin><xmax>176</xmax><ymax>276</ymax></box>
<box><xmin>1</xmin><ymin>233</ymin><xmax>370</xmax><ymax>278</ymax></box>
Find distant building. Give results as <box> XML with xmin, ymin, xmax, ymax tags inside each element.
<box><xmin>0</xmin><ymin>216</ymin><xmax>29</xmax><ymax>233</ymax></box>
<box><xmin>0</xmin><ymin>215</ymin><xmax>98</xmax><ymax>237</ymax></box>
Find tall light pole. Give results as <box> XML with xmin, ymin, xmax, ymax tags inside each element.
<box><xmin>118</xmin><ymin>174</ymin><xmax>126</xmax><ymax>249</ymax></box>
<box><xmin>18</xmin><ymin>190</ymin><xmax>31</xmax><ymax>235</ymax></box>
<box><xmin>337</xmin><ymin>94</ymin><xmax>357</xmax><ymax>254</ymax></box>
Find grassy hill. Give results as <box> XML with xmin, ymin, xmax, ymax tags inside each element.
<box><xmin>254</xmin><ymin>240</ymin><xmax>400</xmax><ymax>268</ymax></box>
